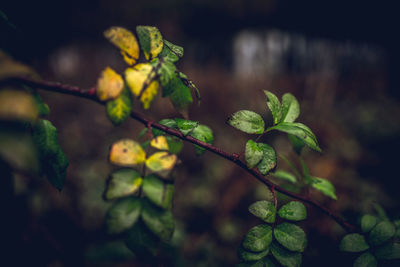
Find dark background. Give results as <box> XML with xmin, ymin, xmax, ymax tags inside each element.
<box><xmin>1</xmin><ymin>0</ymin><xmax>400</xmax><ymax>266</ymax></box>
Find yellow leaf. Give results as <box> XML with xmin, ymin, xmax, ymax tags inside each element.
<box><xmin>104</xmin><ymin>27</ymin><xmax>139</xmax><ymax>65</ymax></box>
<box><xmin>125</xmin><ymin>63</ymin><xmax>159</xmax><ymax>109</ymax></box>
<box><xmin>148</xmin><ymin>27</ymin><xmax>164</xmax><ymax>59</ymax></box>
<box><xmin>96</xmin><ymin>67</ymin><xmax>124</xmax><ymax>101</ymax></box>
<box><xmin>0</xmin><ymin>89</ymin><xmax>38</xmax><ymax>121</ymax></box>
<box><xmin>150</xmin><ymin>136</ymin><xmax>169</xmax><ymax>150</ymax></box>
<box><xmin>109</xmin><ymin>139</ymin><xmax>146</xmax><ymax>166</ymax></box>
<box><xmin>0</xmin><ymin>50</ymin><xmax>38</xmax><ymax>80</ymax></box>
<box><xmin>145</xmin><ymin>152</ymin><xmax>177</xmax><ymax>172</ymax></box>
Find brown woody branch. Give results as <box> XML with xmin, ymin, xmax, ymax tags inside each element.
<box><xmin>2</xmin><ymin>76</ymin><xmax>356</xmax><ymax>232</ymax></box>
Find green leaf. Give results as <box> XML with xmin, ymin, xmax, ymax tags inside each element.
<box><xmin>136</xmin><ymin>26</ymin><xmax>163</xmax><ymax>60</ymax></box>
<box><xmin>243</xmin><ymin>224</ymin><xmax>273</xmax><ymax>252</ymax></box>
<box><xmin>155</xmin><ymin>58</ymin><xmax>176</xmax><ymax>87</ymax></box>
<box><xmin>166</xmin><ymin>75</ymin><xmax>193</xmax><ymax>118</ymax></box>
<box><xmin>142</xmin><ymin>174</ymin><xmax>174</xmax><ymax>210</ymax></box>
<box><xmin>189</xmin><ymin>124</ymin><xmax>214</xmax><ymax>155</ymax></box>
<box><xmin>164</xmin><ymin>40</ymin><xmax>184</xmax><ymax>58</ymax></box>
<box><xmin>104</xmin><ymin>168</ymin><xmax>143</xmax><ymax>200</ymax></box>
<box><xmin>248</xmin><ymin>200</ymin><xmax>276</xmax><ymax>223</ymax></box>
<box><xmin>159</xmin><ymin>44</ymin><xmax>180</xmax><ymax>63</ymax></box>
<box><xmin>245</xmin><ymin>140</ymin><xmax>264</xmax><ymax>168</ymax></box>
<box><xmin>278</xmin><ymin>201</ymin><xmax>307</xmax><ymax>221</ymax></box>
<box><xmin>141</xmin><ymin>199</ymin><xmax>175</xmax><ymax>241</ymax></box>
<box><xmin>268</xmin><ymin>122</ymin><xmax>321</xmax><ymax>152</ymax></box>
<box><xmin>237</xmin><ymin>246</ymin><xmax>269</xmax><ymax>262</ymax></box>
<box><xmin>227</xmin><ymin>110</ymin><xmax>265</xmax><ymax>134</ymax></box>
<box><xmin>175</xmin><ymin>118</ymin><xmax>199</xmax><ymax>136</ymax></box>
<box><xmin>309</xmin><ymin>176</ymin><xmax>337</xmax><ymax>200</ymax></box>
<box><xmin>274</xmin><ymin>223</ymin><xmax>307</xmax><ymax>252</ymax></box>
<box><xmin>125</xmin><ymin>220</ymin><xmax>159</xmax><ymax>257</ymax></box>
<box><xmin>106</xmin><ymin>197</ymin><xmax>141</xmax><ymax>234</ymax></box>
<box><xmin>31</xmin><ymin>90</ymin><xmax>50</xmax><ymax>116</ymax></box>
<box><xmin>272</xmin><ymin>170</ymin><xmax>297</xmax><ymax>183</ymax></box>
<box><xmin>264</xmin><ymin>91</ymin><xmax>282</xmax><ymax>124</ymax></box>
<box><xmin>263</xmin><ymin>257</ymin><xmax>278</xmax><ymax>267</ymax></box>
<box><xmin>106</xmin><ymin>88</ymin><xmax>132</xmax><ymax>126</ymax></box>
<box><xmin>270</xmin><ymin>242</ymin><xmax>302</xmax><ymax>267</ymax></box>
<box><xmin>32</xmin><ymin>119</ymin><xmax>68</xmax><ymax>191</ymax></box>
<box><xmin>166</xmin><ymin>136</ymin><xmax>183</xmax><ymax>155</ymax></box>
<box><xmin>152</xmin><ymin>118</ymin><xmax>178</xmax><ymax>137</ymax></box>
<box><xmin>375</xmin><ymin>242</ymin><xmax>400</xmax><ymax>259</ymax></box>
<box><xmin>368</xmin><ymin>221</ymin><xmax>396</xmax><ymax>246</ymax></box>
<box><xmin>339</xmin><ymin>234</ymin><xmax>369</xmax><ymax>252</ymax></box>
<box><xmin>280</xmin><ymin>93</ymin><xmax>300</xmax><ymax>123</ymax></box>
<box><xmin>287</xmin><ymin>134</ymin><xmax>304</xmax><ymax>155</ymax></box>
<box><xmin>257</xmin><ymin>143</ymin><xmax>277</xmax><ymax>175</ymax></box>
<box><xmin>354</xmin><ymin>252</ymin><xmax>377</xmax><ymax>267</ymax></box>
<box><xmin>361</xmin><ymin>215</ymin><xmax>378</xmax><ymax>233</ymax></box>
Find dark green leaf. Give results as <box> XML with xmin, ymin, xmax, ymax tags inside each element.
<box><xmin>361</xmin><ymin>215</ymin><xmax>378</xmax><ymax>233</ymax></box>
<box><xmin>245</xmin><ymin>140</ymin><xmax>264</xmax><ymax>168</ymax></box>
<box><xmin>257</xmin><ymin>143</ymin><xmax>276</xmax><ymax>175</ymax></box>
<box><xmin>141</xmin><ymin>199</ymin><xmax>175</xmax><ymax>241</ymax></box>
<box><xmin>288</xmin><ymin>134</ymin><xmax>304</xmax><ymax>155</ymax></box>
<box><xmin>278</xmin><ymin>201</ymin><xmax>307</xmax><ymax>221</ymax></box>
<box><xmin>375</xmin><ymin>242</ymin><xmax>400</xmax><ymax>259</ymax></box>
<box><xmin>32</xmin><ymin>119</ymin><xmax>68</xmax><ymax>191</ymax></box>
<box><xmin>274</xmin><ymin>223</ymin><xmax>307</xmax><ymax>252</ymax></box>
<box><xmin>125</xmin><ymin>220</ymin><xmax>159</xmax><ymax>257</ymax></box>
<box><xmin>143</xmin><ymin>174</ymin><xmax>174</xmax><ymax>210</ymax></box>
<box><xmin>369</xmin><ymin>221</ymin><xmax>396</xmax><ymax>246</ymax></box>
<box><xmin>164</xmin><ymin>40</ymin><xmax>184</xmax><ymax>58</ymax></box>
<box><xmin>189</xmin><ymin>124</ymin><xmax>214</xmax><ymax>155</ymax></box>
<box><xmin>238</xmin><ymin>246</ymin><xmax>269</xmax><ymax>262</ymax></box>
<box><xmin>354</xmin><ymin>252</ymin><xmax>377</xmax><ymax>267</ymax></box>
<box><xmin>263</xmin><ymin>257</ymin><xmax>278</xmax><ymax>267</ymax></box>
<box><xmin>268</xmin><ymin>122</ymin><xmax>321</xmax><ymax>152</ymax></box>
<box><xmin>280</xmin><ymin>93</ymin><xmax>300</xmax><ymax>123</ymax></box>
<box><xmin>270</xmin><ymin>241</ymin><xmax>302</xmax><ymax>267</ymax></box>
<box><xmin>248</xmin><ymin>200</ymin><xmax>276</xmax><ymax>223</ymax></box>
<box><xmin>175</xmin><ymin>118</ymin><xmax>199</xmax><ymax>136</ymax></box>
<box><xmin>104</xmin><ymin>168</ymin><xmax>142</xmax><ymax>200</ymax></box>
<box><xmin>272</xmin><ymin>170</ymin><xmax>297</xmax><ymax>183</ymax></box>
<box><xmin>167</xmin><ymin>75</ymin><xmax>193</xmax><ymax>118</ymax></box>
<box><xmin>106</xmin><ymin>88</ymin><xmax>132</xmax><ymax>126</ymax></box>
<box><xmin>243</xmin><ymin>224</ymin><xmax>273</xmax><ymax>252</ymax></box>
<box><xmin>310</xmin><ymin>176</ymin><xmax>337</xmax><ymax>200</ymax></box>
<box><xmin>166</xmin><ymin>136</ymin><xmax>183</xmax><ymax>155</ymax></box>
<box><xmin>339</xmin><ymin>233</ymin><xmax>369</xmax><ymax>252</ymax></box>
<box><xmin>106</xmin><ymin>197</ymin><xmax>141</xmax><ymax>234</ymax></box>
<box><xmin>264</xmin><ymin>91</ymin><xmax>281</xmax><ymax>124</ymax></box>
<box><xmin>227</xmin><ymin>110</ymin><xmax>265</xmax><ymax>134</ymax></box>
<box><xmin>136</xmin><ymin>25</ymin><xmax>163</xmax><ymax>60</ymax></box>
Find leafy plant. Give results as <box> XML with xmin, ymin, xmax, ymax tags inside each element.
<box><xmin>1</xmin><ymin>25</ymin><xmax>399</xmax><ymax>266</ymax></box>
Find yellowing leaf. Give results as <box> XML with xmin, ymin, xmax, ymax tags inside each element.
<box><xmin>0</xmin><ymin>51</ymin><xmax>38</xmax><ymax>80</ymax></box>
<box><xmin>145</xmin><ymin>152</ymin><xmax>177</xmax><ymax>172</ymax></box>
<box><xmin>104</xmin><ymin>27</ymin><xmax>139</xmax><ymax>65</ymax></box>
<box><xmin>96</xmin><ymin>67</ymin><xmax>124</xmax><ymax>101</ymax></box>
<box><xmin>136</xmin><ymin>26</ymin><xmax>164</xmax><ymax>60</ymax></box>
<box><xmin>109</xmin><ymin>139</ymin><xmax>146</xmax><ymax>166</ymax></box>
<box><xmin>0</xmin><ymin>89</ymin><xmax>38</xmax><ymax>121</ymax></box>
<box><xmin>150</xmin><ymin>136</ymin><xmax>169</xmax><ymax>150</ymax></box>
<box><xmin>125</xmin><ymin>63</ymin><xmax>159</xmax><ymax>109</ymax></box>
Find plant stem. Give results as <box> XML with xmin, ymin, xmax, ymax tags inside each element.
<box><xmin>2</xmin><ymin>76</ymin><xmax>357</xmax><ymax>232</ymax></box>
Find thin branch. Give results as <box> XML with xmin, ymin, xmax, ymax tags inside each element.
<box><xmin>2</xmin><ymin>76</ymin><xmax>357</xmax><ymax>232</ymax></box>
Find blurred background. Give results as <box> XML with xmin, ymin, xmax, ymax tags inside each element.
<box><xmin>1</xmin><ymin>0</ymin><xmax>400</xmax><ymax>266</ymax></box>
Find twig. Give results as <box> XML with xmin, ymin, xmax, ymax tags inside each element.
<box><xmin>1</xmin><ymin>76</ymin><xmax>357</xmax><ymax>232</ymax></box>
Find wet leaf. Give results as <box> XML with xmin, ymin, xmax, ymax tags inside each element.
<box><xmin>278</xmin><ymin>201</ymin><xmax>307</xmax><ymax>221</ymax></box>
<box><xmin>248</xmin><ymin>200</ymin><xmax>276</xmax><ymax>223</ymax></box>
<box><xmin>136</xmin><ymin>26</ymin><xmax>163</xmax><ymax>60</ymax></box>
<box><xmin>96</xmin><ymin>67</ymin><xmax>124</xmax><ymax>101</ymax></box>
<box><xmin>167</xmin><ymin>75</ymin><xmax>193</xmax><ymax>118</ymax></box>
<box><xmin>104</xmin><ymin>27</ymin><xmax>139</xmax><ymax>65</ymax></box>
<box><xmin>243</xmin><ymin>224</ymin><xmax>273</xmax><ymax>252</ymax></box>
<box><xmin>142</xmin><ymin>174</ymin><xmax>174</xmax><ymax>209</ymax></box>
<box><xmin>309</xmin><ymin>176</ymin><xmax>337</xmax><ymax>200</ymax></box>
<box><xmin>264</xmin><ymin>91</ymin><xmax>281</xmax><ymax>124</ymax></box>
<box><xmin>175</xmin><ymin>118</ymin><xmax>198</xmax><ymax>136</ymax></box>
<box><xmin>280</xmin><ymin>93</ymin><xmax>300</xmax><ymax>123</ymax></box>
<box><xmin>109</xmin><ymin>139</ymin><xmax>146</xmax><ymax>166</ymax></box>
<box><xmin>141</xmin><ymin>199</ymin><xmax>175</xmax><ymax>241</ymax></box>
<box><xmin>104</xmin><ymin>168</ymin><xmax>143</xmax><ymax>200</ymax></box>
<box><xmin>274</xmin><ymin>223</ymin><xmax>307</xmax><ymax>252</ymax></box>
<box><xmin>106</xmin><ymin>88</ymin><xmax>132</xmax><ymax>126</ymax></box>
<box><xmin>106</xmin><ymin>197</ymin><xmax>141</xmax><ymax>234</ymax></box>
<box><xmin>270</xmin><ymin>242</ymin><xmax>302</xmax><ymax>267</ymax></box>
<box><xmin>155</xmin><ymin>58</ymin><xmax>176</xmax><ymax>87</ymax></box>
<box><xmin>150</xmin><ymin>136</ymin><xmax>169</xmax><ymax>150</ymax></box>
<box><xmin>339</xmin><ymin>233</ymin><xmax>369</xmax><ymax>252</ymax></box>
<box><xmin>245</xmin><ymin>140</ymin><xmax>264</xmax><ymax>168</ymax></box>
<box><xmin>227</xmin><ymin>110</ymin><xmax>265</xmax><ymax>134</ymax></box>
<box><xmin>189</xmin><ymin>124</ymin><xmax>214</xmax><ymax>155</ymax></box>
<box><xmin>257</xmin><ymin>143</ymin><xmax>276</xmax><ymax>175</ymax></box>
<box><xmin>163</xmin><ymin>40</ymin><xmax>184</xmax><ymax>58</ymax></box>
<box><xmin>145</xmin><ymin>152</ymin><xmax>177</xmax><ymax>172</ymax></box>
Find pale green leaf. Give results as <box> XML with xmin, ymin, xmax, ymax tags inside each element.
<box><xmin>280</xmin><ymin>93</ymin><xmax>300</xmax><ymax>123</ymax></box>
<box><xmin>104</xmin><ymin>168</ymin><xmax>143</xmax><ymax>200</ymax></box>
<box><xmin>143</xmin><ymin>174</ymin><xmax>174</xmax><ymax>210</ymax></box>
<box><xmin>243</xmin><ymin>224</ymin><xmax>273</xmax><ymax>252</ymax></box>
<box><xmin>106</xmin><ymin>197</ymin><xmax>141</xmax><ymax>234</ymax></box>
<box><xmin>257</xmin><ymin>143</ymin><xmax>276</xmax><ymax>175</ymax></box>
<box><xmin>227</xmin><ymin>110</ymin><xmax>265</xmax><ymax>134</ymax></box>
<box><xmin>278</xmin><ymin>201</ymin><xmax>307</xmax><ymax>221</ymax></box>
<box><xmin>248</xmin><ymin>200</ymin><xmax>276</xmax><ymax>223</ymax></box>
<box><xmin>310</xmin><ymin>176</ymin><xmax>337</xmax><ymax>200</ymax></box>
<box><xmin>245</xmin><ymin>140</ymin><xmax>264</xmax><ymax>168</ymax></box>
<box><xmin>175</xmin><ymin>118</ymin><xmax>199</xmax><ymax>136</ymax></box>
<box><xmin>274</xmin><ymin>223</ymin><xmax>307</xmax><ymax>252</ymax></box>
<box><xmin>272</xmin><ymin>170</ymin><xmax>297</xmax><ymax>183</ymax></box>
<box><xmin>164</xmin><ymin>39</ymin><xmax>184</xmax><ymax>58</ymax></box>
<box><xmin>264</xmin><ymin>91</ymin><xmax>281</xmax><ymax>124</ymax></box>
